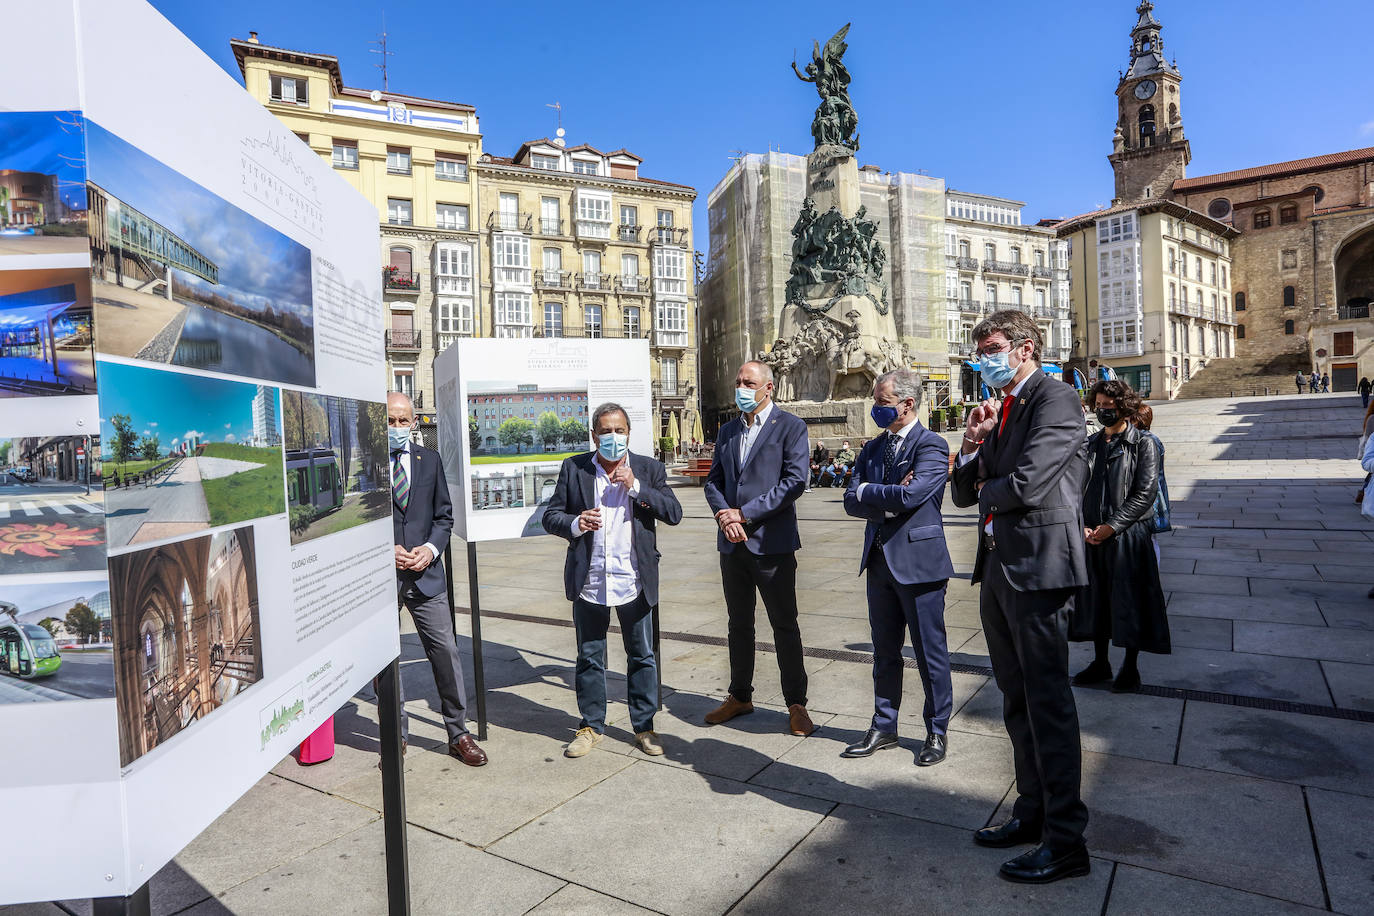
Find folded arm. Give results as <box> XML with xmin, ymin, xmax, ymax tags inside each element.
<box><xmin>855</xmin><ymin>436</ymin><xmax>949</xmax><ymax>514</ymax></box>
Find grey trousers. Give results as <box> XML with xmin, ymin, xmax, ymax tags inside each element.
<box><xmin>398</xmin><ymin>585</ymin><xmax>470</xmax><ymax>743</ymax></box>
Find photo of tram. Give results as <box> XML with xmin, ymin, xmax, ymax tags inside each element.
<box><xmin>285</xmin><ymin>447</ymin><xmax>343</xmax><ymax>513</ymax></box>
<box><xmin>0</xmin><ymin>605</ymin><xmax>62</xmax><ymax>679</ymax></box>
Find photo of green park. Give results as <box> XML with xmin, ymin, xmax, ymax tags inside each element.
<box><xmin>466</xmin><ymin>380</ymin><xmax>589</xmax><ymax>465</ymax></box>
<box><xmin>281</xmin><ymin>391</ymin><xmax>389</xmax><ymax>545</ymax></box>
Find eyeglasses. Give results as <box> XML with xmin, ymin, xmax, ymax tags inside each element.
<box><xmin>974</xmin><ymin>338</ymin><xmax>1028</xmax><ymax>359</ymax></box>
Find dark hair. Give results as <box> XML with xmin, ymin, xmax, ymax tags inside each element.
<box><xmin>1134</xmin><ymin>403</ymin><xmax>1154</xmax><ymax>431</ymax></box>
<box><xmin>1087</xmin><ymin>379</ymin><xmax>1143</xmax><ymax>420</ymax></box>
<box><xmin>971</xmin><ymin>309</ymin><xmax>1043</xmax><ymax>365</ymax></box>
<box><xmin>591</xmin><ymin>402</ymin><xmax>630</xmax><ymax>431</ymax></box>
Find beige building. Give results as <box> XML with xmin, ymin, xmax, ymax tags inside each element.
<box><xmin>474</xmin><ymin>139</ymin><xmax>699</xmax><ymax>430</ymax></box>
<box><xmin>944</xmin><ymin>191</ymin><xmax>1071</xmax><ymax>397</ymax></box>
<box><xmin>232</xmin><ymin>34</ymin><xmax>698</xmax><ymax>440</ymax></box>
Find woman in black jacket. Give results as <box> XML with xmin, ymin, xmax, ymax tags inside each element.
<box><xmin>1071</xmin><ymin>379</ymin><xmax>1170</xmax><ymax>692</ymax></box>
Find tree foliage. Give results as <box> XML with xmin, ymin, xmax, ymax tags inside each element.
<box><xmin>498</xmin><ymin>417</ymin><xmax>535</xmax><ymax>452</ymax></box>
<box><xmin>110</xmin><ymin>413</ymin><xmax>137</xmax><ymax>471</ymax></box>
<box><xmin>560</xmin><ymin>418</ymin><xmax>589</xmax><ymax>448</ymax></box>
<box><xmin>37</xmin><ymin>617</ymin><xmax>60</xmax><ymax>638</ymax></box>
<box><xmin>469</xmin><ymin>414</ymin><xmax>480</xmax><ymax>451</ymax></box>
<box><xmin>138</xmin><ymin>434</ymin><xmax>161</xmax><ymax>462</ymax></box>
<box><xmin>64</xmin><ymin>602</ymin><xmax>101</xmax><ymax>644</ymax></box>
<box><xmin>536</xmin><ymin>411</ymin><xmax>564</xmax><ymax>451</ymax></box>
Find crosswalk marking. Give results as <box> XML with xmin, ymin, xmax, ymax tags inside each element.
<box><xmin>0</xmin><ymin>503</ymin><xmax>7</xmax><ymax>519</ymax></box>
<box><xmin>0</xmin><ymin>499</ymin><xmax>101</xmax><ymax>518</ymax></box>
<box><xmin>20</xmin><ymin>502</ymin><xmax>41</xmax><ymax>516</ymax></box>
<box><xmin>49</xmin><ymin>502</ymin><xmax>74</xmax><ymax>515</ymax></box>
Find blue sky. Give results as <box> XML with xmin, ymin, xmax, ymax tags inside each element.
<box><xmin>150</xmin><ymin>0</ymin><xmax>1372</xmax><ymax>239</ymax></box>
<box><xmin>97</xmin><ymin>361</ymin><xmax>270</xmax><ymax>448</ymax></box>
<box><xmin>0</xmin><ymin>111</ymin><xmax>87</xmax><ymax>209</ymax></box>
<box><xmin>85</xmin><ymin>121</ymin><xmax>312</xmax><ymax>323</ymax></box>
<box><xmin>2</xmin><ymin>580</ymin><xmax>106</xmax><ymax>619</ymax></box>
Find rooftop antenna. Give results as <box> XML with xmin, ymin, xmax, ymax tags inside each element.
<box><xmin>546</xmin><ymin>102</ymin><xmax>566</xmax><ymax>146</ymax></box>
<box><xmin>370</xmin><ymin>13</ymin><xmax>394</xmax><ymax>90</ymax></box>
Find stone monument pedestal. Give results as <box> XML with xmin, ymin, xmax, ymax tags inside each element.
<box><xmin>781</xmin><ymin>399</ymin><xmax>879</xmax><ymax>442</ymax></box>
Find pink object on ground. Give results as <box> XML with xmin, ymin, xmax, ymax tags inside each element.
<box><xmin>297</xmin><ymin>716</ymin><xmax>335</xmax><ymax>765</ymax></box>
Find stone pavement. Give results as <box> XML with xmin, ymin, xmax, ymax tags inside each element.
<box><xmin>10</xmin><ymin>392</ymin><xmax>1374</xmax><ymax>915</ymax></box>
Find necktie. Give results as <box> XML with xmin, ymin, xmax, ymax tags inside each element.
<box><xmin>881</xmin><ymin>432</ymin><xmax>899</xmax><ymax>482</ymax></box>
<box><xmin>392</xmin><ymin>449</ymin><xmax>410</xmax><ymax>511</ymax></box>
<box><xmin>985</xmin><ymin>395</ymin><xmax>1016</xmax><ymax>533</ymax></box>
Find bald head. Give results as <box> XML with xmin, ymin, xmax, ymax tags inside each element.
<box><xmin>735</xmin><ymin>360</ymin><xmax>775</xmax><ymax>416</ymax></box>
<box><xmin>387</xmin><ymin>392</ymin><xmax>414</xmax><ymax>428</ymax></box>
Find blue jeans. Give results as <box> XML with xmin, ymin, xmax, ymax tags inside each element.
<box><xmin>573</xmin><ymin>594</ymin><xmax>657</xmax><ymax>734</ymax></box>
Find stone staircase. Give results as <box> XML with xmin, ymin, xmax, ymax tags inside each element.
<box><xmin>1172</xmin><ymin>352</ymin><xmax>1311</xmax><ymax>400</ymax></box>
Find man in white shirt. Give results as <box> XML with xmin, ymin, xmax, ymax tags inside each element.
<box><xmin>542</xmin><ymin>403</ymin><xmax>682</xmax><ymax>758</ymax></box>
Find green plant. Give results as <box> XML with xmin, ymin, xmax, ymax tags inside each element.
<box><xmin>929</xmin><ymin>407</ymin><xmax>946</xmax><ymax>430</ymax></box>
<box><xmin>289</xmin><ymin>505</ymin><xmax>318</xmax><ymax>536</ymax></box>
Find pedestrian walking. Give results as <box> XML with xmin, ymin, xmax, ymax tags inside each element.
<box><xmin>1322</xmin><ymin>373</ymin><xmax>1331</xmax><ymax>393</ymax></box>
<box><xmin>1310</xmin><ymin>371</ymin><xmax>1320</xmax><ymax>394</ymax></box>
<box><xmin>1359</xmin><ymin>377</ymin><xmax>1371</xmax><ymax>408</ymax></box>
<box><xmin>1357</xmin><ymin>399</ymin><xmax>1374</xmax><ymax>504</ymax></box>
<box><xmin>951</xmin><ymin>309</ymin><xmax>1091</xmax><ymax>885</ymax></box>
<box><xmin>1071</xmin><ymin>379</ymin><xmax>1170</xmax><ymax>694</ymax></box>
<box><xmin>1296</xmin><ymin>372</ymin><xmax>1306</xmax><ymax>395</ymax></box>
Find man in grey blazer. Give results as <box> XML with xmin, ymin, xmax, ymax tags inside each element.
<box><xmin>950</xmin><ymin>310</ymin><xmax>1091</xmax><ymax>884</ymax></box>
<box><xmin>543</xmin><ymin>403</ymin><xmax>682</xmax><ymax>758</ymax></box>
<box><xmin>703</xmin><ymin>360</ymin><xmax>814</xmax><ymax>736</ymax></box>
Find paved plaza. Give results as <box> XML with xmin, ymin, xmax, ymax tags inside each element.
<box><xmin>10</xmin><ymin>393</ymin><xmax>1374</xmax><ymax>915</ymax></box>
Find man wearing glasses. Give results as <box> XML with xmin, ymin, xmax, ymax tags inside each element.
<box><xmin>950</xmin><ymin>310</ymin><xmax>1090</xmax><ymax>884</ymax></box>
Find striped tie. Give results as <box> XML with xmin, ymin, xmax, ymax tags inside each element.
<box><xmin>392</xmin><ymin>451</ymin><xmax>410</xmax><ymax>511</ymax></box>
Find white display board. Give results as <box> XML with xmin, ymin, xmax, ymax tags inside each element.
<box><xmin>435</xmin><ymin>338</ymin><xmax>653</xmax><ymax>542</ymax></box>
<box><xmin>0</xmin><ymin>0</ymin><xmax>398</xmax><ymax>904</ymax></box>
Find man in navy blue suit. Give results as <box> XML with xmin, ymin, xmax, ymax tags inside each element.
<box><xmin>842</xmin><ymin>369</ymin><xmax>955</xmax><ymax>766</ymax></box>
<box><xmin>703</xmin><ymin>360</ymin><xmax>815</xmax><ymax>736</ymax></box>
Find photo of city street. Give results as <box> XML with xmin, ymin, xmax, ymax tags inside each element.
<box><xmin>99</xmin><ymin>361</ymin><xmax>284</xmax><ymax>549</ymax></box>
<box><xmin>86</xmin><ymin>120</ymin><xmax>315</xmax><ymax>387</ymax></box>
<box><xmin>0</xmin><ymin>435</ymin><xmax>104</xmax><ymax>575</ymax></box>
<box><xmin>109</xmin><ymin>525</ymin><xmax>262</xmax><ymax>767</ymax></box>
<box><xmin>0</xmin><ymin>110</ymin><xmax>89</xmax><ymax>257</ymax></box>
<box><xmin>281</xmin><ymin>391</ymin><xmax>389</xmax><ymax>545</ymax></box>
<box><xmin>0</xmin><ymin>269</ymin><xmax>96</xmax><ymax>397</ymax></box>
<box><xmin>0</xmin><ymin>577</ymin><xmax>113</xmax><ymax>704</ymax></box>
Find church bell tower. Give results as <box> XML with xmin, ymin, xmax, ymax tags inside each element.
<box><xmin>1108</xmin><ymin>1</ymin><xmax>1191</xmax><ymax>204</ymax></box>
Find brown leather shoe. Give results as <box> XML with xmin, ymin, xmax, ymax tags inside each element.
<box><xmin>704</xmin><ymin>694</ymin><xmax>754</xmax><ymax>725</ymax></box>
<box><xmin>788</xmin><ymin>704</ymin><xmax>815</xmax><ymax>736</ymax></box>
<box><xmin>449</xmin><ymin>733</ymin><xmax>488</xmax><ymax>767</ymax></box>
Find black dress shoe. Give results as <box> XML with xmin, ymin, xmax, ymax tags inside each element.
<box><xmin>999</xmin><ymin>842</ymin><xmax>1091</xmax><ymax>884</ymax></box>
<box><xmin>916</xmin><ymin>733</ymin><xmax>946</xmax><ymax>767</ymax></box>
<box><xmin>1111</xmin><ymin>666</ymin><xmax>1141</xmax><ymax>693</ymax></box>
<box><xmin>974</xmin><ymin>817</ymin><xmax>1042</xmax><ymax>848</ymax></box>
<box><xmin>840</xmin><ymin>728</ymin><xmax>898</xmax><ymax>758</ymax></box>
<box><xmin>1071</xmin><ymin>660</ymin><xmax>1112</xmax><ymax>686</ymax></box>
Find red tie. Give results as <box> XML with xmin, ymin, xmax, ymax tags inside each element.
<box><xmin>985</xmin><ymin>395</ymin><xmax>1016</xmax><ymax>530</ymax></box>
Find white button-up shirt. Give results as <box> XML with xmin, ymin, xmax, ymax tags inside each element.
<box><xmin>740</xmin><ymin>399</ymin><xmax>775</xmax><ymax>468</ymax></box>
<box><xmin>572</xmin><ymin>458</ymin><xmax>642</xmax><ymax>606</ymax></box>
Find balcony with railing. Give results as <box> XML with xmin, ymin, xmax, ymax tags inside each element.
<box><xmin>983</xmin><ymin>259</ymin><xmax>1029</xmax><ymax>277</ymax></box>
<box><xmin>1031</xmin><ymin>266</ymin><xmax>1053</xmax><ymax>280</ymax></box>
<box><xmin>1339</xmin><ymin>303</ymin><xmax>1371</xmax><ymax>320</ymax></box>
<box><xmin>1031</xmin><ymin>304</ymin><xmax>1055</xmax><ymax>319</ymax></box>
<box><xmin>539</xmin><ymin>218</ymin><xmax>564</xmax><ymax>236</ymax></box>
<box><xmin>654</xmin><ymin>328</ymin><xmax>689</xmax><ymax>349</ymax></box>
<box><xmin>651</xmin><ymin>227</ymin><xmax>690</xmax><ymax>247</ymax></box>
<box><xmin>386</xmin><ymin>328</ymin><xmax>422</xmax><ymax>351</ymax></box>
<box><xmin>652</xmin><ymin>380</ymin><xmax>686</xmax><ymax>402</ymax></box>
<box><xmin>617</xmin><ymin>275</ymin><xmax>648</xmax><ymax>295</ymax></box>
<box><xmin>383</xmin><ymin>269</ymin><xmax>420</xmax><ymax>293</ymax></box>
<box><xmin>534</xmin><ymin>269</ymin><xmax>571</xmax><ymax>291</ymax></box>
<box><xmin>1168</xmin><ymin>297</ymin><xmax>1201</xmax><ymax>318</ymax></box>
<box><xmin>433</xmin><ymin>274</ymin><xmax>472</xmax><ymax>296</ymax></box>
<box><xmin>947</xmin><ymin>340</ymin><xmax>973</xmax><ymax>357</ymax></box>
<box><xmin>577</xmin><ymin>272</ymin><xmax>611</xmax><ymax>291</ymax></box>
<box><xmin>955</xmin><ymin>256</ymin><xmax>980</xmax><ymax>271</ymax></box>
<box><xmin>946</xmin><ymin>297</ymin><xmax>983</xmax><ymax>315</ymax></box>
<box><xmin>1042</xmin><ymin>345</ymin><xmax>1071</xmax><ymax>361</ymax></box>
<box><xmin>575</xmin><ymin>219</ymin><xmax>612</xmax><ymax>241</ymax></box>
<box><xmin>487</xmin><ymin>211</ymin><xmax>532</xmax><ymax>232</ymax></box>
<box><xmin>618</xmin><ymin>224</ymin><xmax>642</xmax><ymax>243</ymax></box>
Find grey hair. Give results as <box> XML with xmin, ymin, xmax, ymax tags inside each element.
<box><xmin>876</xmin><ymin>368</ymin><xmax>925</xmax><ymax>409</ymax></box>
<box><xmin>591</xmin><ymin>402</ymin><xmax>630</xmax><ymax>431</ymax></box>
<box><xmin>741</xmin><ymin>360</ymin><xmax>774</xmax><ymax>385</ymax></box>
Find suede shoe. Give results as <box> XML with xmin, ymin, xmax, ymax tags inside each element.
<box><xmin>704</xmin><ymin>694</ymin><xmax>754</xmax><ymax>725</ymax></box>
<box><xmin>634</xmin><ymin>731</ymin><xmax>664</xmax><ymax>756</ymax></box>
<box><xmin>564</xmin><ymin>727</ymin><xmax>602</xmax><ymax>758</ymax></box>
<box><xmin>788</xmin><ymin>704</ymin><xmax>815</xmax><ymax>736</ymax></box>
<box><xmin>999</xmin><ymin>842</ymin><xmax>1091</xmax><ymax>884</ymax></box>
<box><xmin>841</xmin><ymin>728</ymin><xmax>898</xmax><ymax>758</ymax></box>
<box><xmin>974</xmin><ymin>817</ymin><xmax>1042</xmax><ymax>849</ymax></box>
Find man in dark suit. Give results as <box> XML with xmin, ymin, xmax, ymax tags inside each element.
<box><xmin>543</xmin><ymin>403</ymin><xmax>682</xmax><ymax>758</ymax></box>
<box><xmin>842</xmin><ymin>369</ymin><xmax>955</xmax><ymax>766</ymax></box>
<box><xmin>703</xmin><ymin>360</ymin><xmax>814</xmax><ymax>736</ymax></box>
<box><xmin>950</xmin><ymin>310</ymin><xmax>1090</xmax><ymax>883</ymax></box>
<box><xmin>387</xmin><ymin>392</ymin><xmax>486</xmax><ymax>767</ymax></box>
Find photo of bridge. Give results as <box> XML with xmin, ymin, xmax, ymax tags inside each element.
<box><xmin>85</xmin><ymin>120</ymin><xmax>315</xmax><ymax>388</ymax></box>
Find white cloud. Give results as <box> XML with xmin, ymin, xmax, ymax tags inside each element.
<box><xmin>225</xmin><ymin>423</ymin><xmax>232</xmax><ymax>428</ymax></box>
<box><xmin>1361</xmin><ymin>120</ymin><xmax>1374</xmax><ymax>136</ymax></box>
<box><xmin>183</xmin><ymin>430</ymin><xmax>204</xmax><ymax>442</ymax></box>
<box><xmin>148</xmin><ymin>421</ymin><xmax>158</xmax><ymax>427</ymax></box>
<box><xmin>225</xmin><ymin>433</ymin><xmax>237</xmax><ymax>442</ymax></box>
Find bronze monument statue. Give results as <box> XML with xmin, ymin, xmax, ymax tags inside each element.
<box><xmin>792</xmin><ymin>23</ymin><xmax>859</xmax><ymax>153</ymax></box>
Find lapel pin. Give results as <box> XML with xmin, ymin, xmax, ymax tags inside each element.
<box><xmin>1019</xmin><ymin>398</ymin><xmax>1026</xmax><ymax>405</ymax></box>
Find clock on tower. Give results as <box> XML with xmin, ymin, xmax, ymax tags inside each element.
<box><xmin>1108</xmin><ymin>2</ymin><xmax>1191</xmax><ymax>203</ymax></box>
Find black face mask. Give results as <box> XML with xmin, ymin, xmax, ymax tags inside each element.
<box><xmin>1096</xmin><ymin>408</ymin><xmax>1120</xmax><ymax>427</ymax></box>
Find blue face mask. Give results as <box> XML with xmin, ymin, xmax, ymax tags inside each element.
<box><xmin>979</xmin><ymin>351</ymin><xmax>1019</xmax><ymax>390</ymax></box>
<box><xmin>870</xmin><ymin>404</ymin><xmax>900</xmax><ymax>428</ymax></box>
<box><xmin>388</xmin><ymin>426</ymin><xmax>411</xmax><ymax>451</ymax></box>
<box><xmin>597</xmin><ymin>432</ymin><xmax>628</xmax><ymax>461</ymax></box>
<box><xmin>735</xmin><ymin>387</ymin><xmax>760</xmax><ymax>413</ymax></box>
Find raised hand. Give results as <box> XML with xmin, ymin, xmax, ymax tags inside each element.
<box><xmin>578</xmin><ymin>507</ymin><xmax>603</xmax><ymax>532</ymax></box>
<box><xmin>962</xmin><ymin>398</ymin><xmax>999</xmax><ymax>452</ymax></box>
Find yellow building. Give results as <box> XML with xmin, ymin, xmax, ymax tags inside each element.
<box><xmin>1056</xmin><ymin>201</ymin><xmax>1237</xmax><ymax>398</ymax></box>
<box><xmin>232</xmin><ymin>33</ymin><xmax>698</xmax><ymax>443</ymax></box>
<box><xmin>475</xmin><ymin>139</ymin><xmax>698</xmax><ymax>432</ymax></box>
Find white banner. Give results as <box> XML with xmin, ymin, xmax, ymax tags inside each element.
<box><xmin>0</xmin><ymin>0</ymin><xmax>397</xmax><ymax>904</ymax></box>
<box><xmin>435</xmin><ymin>338</ymin><xmax>653</xmax><ymax>542</ymax></box>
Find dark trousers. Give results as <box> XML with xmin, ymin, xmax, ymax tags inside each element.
<box><xmin>572</xmin><ymin>594</ymin><xmax>657</xmax><ymax>734</ymax></box>
<box><xmin>980</xmin><ymin>554</ymin><xmax>1089</xmax><ymax>851</ymax></box>
<box><xmin>720</xmin><ymin>548</ymin><xmax>807</xmax><ymax>707</ymax></box>
<box><xmin>866</xmin><ymin>548</ymin><xmax>951</xmax><ymax>735</ymax></box>
<box><xmin>398</xmin><ymin>585</ymin><xmax>469</xmax><ymax>743</ymax></box>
